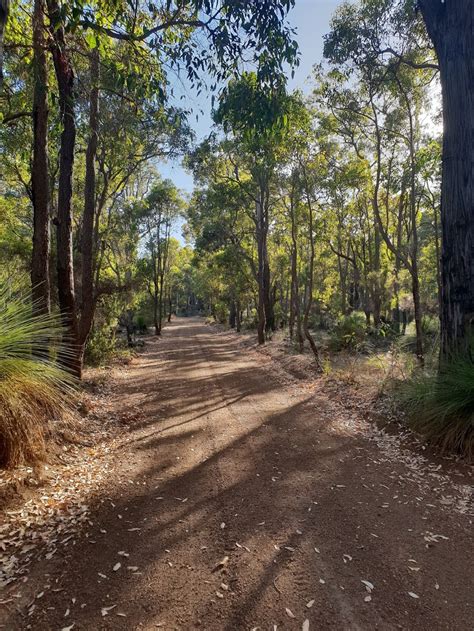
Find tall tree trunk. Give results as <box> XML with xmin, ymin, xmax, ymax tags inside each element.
<box><xmin>153</xmin><ymin>283</ymin><xmax>160</xmax><ymax>335</ymax></box>
<box><xmin>47</xmin><ymin>0</ymin><xmax>80</xmax><ymax>376</ymax></box>
<box><xmin>419</xmin><ymin>1</ymin><xmax>474</xmax><ymax>361</ymax></box>
<box><xmin>0</xmin><ymin>0</ymin><xmax>9</xmax><ymax>88</ymax></box>
<box><xmin>79</xmin><ymin>48</ymin><xmax>100</xmax><ymax>351</ymax></box>
<box><xmin>157</xmin><ymin>271</ymin><xmax>165</xmax><ymax>334</ymax></box>
<box><xmin>301</xmin><ymin>168</ymin><xmax>322</xmax><ymax>370</ymax></box>
<box><xmin>433</xmin><ymin>198</ymin><xmax>442</xmax><ymax>321</ymax></box>
<box><xmin>256</xmin><ymin>197</ymin><xmax>266</xmax><ymax>344</ymax></box>
<box><xmin>372</xmin><ymin>225</ymin><xmax>382</xmax><ymax>326</ymax></box>
<box><xmin>290</xmin><ymin>196</ymin><xmax>303</xmax><ymax>352</ymax></box>
<box><xmin>396</xmin><ymin>72</ymin><xmax>424</xmax><ymax>363</ymax></box>
<box><xmin>31</xmin><ymin>0</ymin><xmax>50</xmax><ymax>315</ymax></box>
<box><xmin>229</xmin><ymin>300</ymin><xmax>236</xmax><ymax>328</ymax></box>
<box><xmin>167</xmin><ymin>286</ymin><xmax>172</xmax><ymax>322</ymax></box>
<box><xmin>263</xmin><ymin>261</ymin><xmax>275</xmax><ymax>332</ymax></box>
<box><xmin>236</xmin><ymin>299</ymin><xmax>241</xmax><ymax>332</ymax></box>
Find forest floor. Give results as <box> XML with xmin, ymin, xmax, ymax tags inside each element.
<box><xmin>0</xmin><ymin>317</ymin><xmax>473</xmax><ymax>630</ymax></box>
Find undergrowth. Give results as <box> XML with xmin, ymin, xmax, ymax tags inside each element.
<box><xmin>398</xmin><ymin>355</ymin><xmax>474</xmax><ymax>460</ymax></box>
<box><xmin>0</xmin><ymin>286</ymin><xmax>76</xmax><ymax>468</ymax></box>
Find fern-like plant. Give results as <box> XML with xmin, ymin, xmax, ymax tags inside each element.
<box><xmin>0</xmin><ymin>284</ymin><xmax>76</xmax><ymax>468</ymax></box>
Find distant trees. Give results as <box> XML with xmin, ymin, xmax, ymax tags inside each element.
<box><xmin>138</xmin><ymin>180</ymin><xmax>184</xmax><ymax>336</ymax></box>
<box><xmin>1</xmin><ymin>0</ymin><xmax>297</xmax><ymax>377</ymax></box>
<box><xmin>187</xmin><ymin>19</ymin><xmax>441</xmax><ymax>366</ymax></box>
<box><xmin>324</xmin><ymin>0</ymin><xmax>474</xmax><ymax>362</ymax></box>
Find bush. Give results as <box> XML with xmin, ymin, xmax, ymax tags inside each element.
<box><xmin>329</xmin><ymin>312</ymin><xmax>369</xmax><ymax>352</ymax></box>
<box><xmin>85</xmin><ymin>327</ymin><xmax>117</xmax><ymax>366</ymax></box>
<box><xmin>0</xmin><ymin>286</ymin><xmax>75</xmax><ymax>468</ymax></box>
<box><xmin>135</xmin><ymin>315</ymin><xmax>147</xmax><ymax>334</ymax></box>
<box><xmin>399</xmin><ymin>356</ymin><xmax>474</xmax><ymax>459</ymax></box>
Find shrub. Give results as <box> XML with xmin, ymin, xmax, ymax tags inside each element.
<box><xmin>399</xmin><ymin>356</ymin><xmax>474</xmax><ymax>459</ymax></box>
<box><xmin>85</xmin><ymin>327</ymin><xmax>117</xmax><ymax>366</ymax></box>
<box><xmin>329</xmin><ymin>312</ymin><xmax>369</xmax><ymax>352</ymax></box>
<box><xmin>135</xmin><ymin>315</ymin><xmax>147</xmax><ymax>333</ymax></box>
<box><xmin>0</xmin><ymin>286</ymin><xmax>75</xmax><ymax>468</ymax></box>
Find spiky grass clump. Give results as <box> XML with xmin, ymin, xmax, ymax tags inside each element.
<box><xmin>399</xmin><ymin>356</ymin><xmax>474</xmax><ymax>460</ymax></box>
<box><xmin>0</xmin><ymin>285</ymin><xmax>76</xmax><ymax>468</ymax></box>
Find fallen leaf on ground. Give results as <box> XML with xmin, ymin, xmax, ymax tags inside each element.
<box><xmin>212</xmin><ymin>556</ymin><xmax>229</xmax><ymax>572</ymax></box>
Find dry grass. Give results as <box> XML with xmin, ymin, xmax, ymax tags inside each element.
<box><xmin>0</xmin><ymin>286</ymin><xmax>76</xmax><ymax>468</ymax></box>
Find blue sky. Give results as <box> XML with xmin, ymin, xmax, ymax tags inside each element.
<box><xmin>160</xmin><ymin>0</ymin><xmax>341</xmax><ymax>200</ymax></box>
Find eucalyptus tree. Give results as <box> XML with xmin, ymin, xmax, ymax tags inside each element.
<box><xmin>323</xmin><ymin>3</ymin><xmax>439</xmax><ymax>362</ymax></box>
<box><xmin>324</xmin><ymin>0</ymin><xmax>473</xmax><ymax>361</ymax></box>
<box><xmin>139</xmin><ymin>180</ymin><xmax>184</xmax><ymax>336</ymax></box>
<box><xmin>2</xmin><ymin>0</ymin><xmax>298</xmax><ymax>376</ymax></box>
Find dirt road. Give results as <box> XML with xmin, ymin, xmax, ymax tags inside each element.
<box><xmin>2</xmin><ymin>318</ymin><xmax>473</xmax><ymax>630</ymax></box>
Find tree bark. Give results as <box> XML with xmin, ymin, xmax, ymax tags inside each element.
<box><xmin>47</xmin><ymin>0</ymin><xmax>80</xmax><ymax>376</ymax></box>
<box><xmin>31</xmin><ymin>0</ymin><xmax>50</xmax><ymax>315</ymax></box>
<box><xmin>256</xmin><ymin>196</ymin><xmax>266</xmax><ymax>344</ymax></box>
<box><xmin>0</xmin><ymin>0</ymin><xmax>9</xmax><ymax>88</ymax></box>
<box><xmin>301</xmin><ymin>166</ymin><xmax>322</xmax><ymax>370</ymax></box>
<box><xmin>79</xmin><ymin>48</ymin><xmax>100</xmax><ymax>350</ymax></box>
<box><xmin>419</xmin><ymin>0</ymin><xmax>474</xmax><ymax>361</ymax></box>
<box><xmin>290</xmin><ymin>194</ymin><xmax>304</xmax><ymax>352</ymax></box>
<box><xmin>236</xmin><ymin>299</ymin><xmax>241</xmax><ymax>332</ymax></box>
<box><xmin>167</xmin><ymin>286</ymin><xmax>172</xmax><ymax>322</ymax></box>
<box><xmin>229</xmin><ymin>300</ymin><xmax>236</xmax><ymax>328</ymax></box>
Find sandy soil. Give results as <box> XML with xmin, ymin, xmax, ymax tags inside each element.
<box><xmin>1</xmin><ymin>317</ymin><xmax>472</xmax><ymax>630</ymax></box>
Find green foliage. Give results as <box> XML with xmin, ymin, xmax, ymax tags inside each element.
<box><xmin>399</xmin><ymin>356</ymin><xmax>474</xmax><ymax>459</ymax></box>
<box><xmin>0</xmin><ymin>285</ymin><xmax>75</xmax><ymax>468</ymax></box>
<box><xmin>329</xmin><ymin>312</ymin><xmax>370</xmax><ymax>352</ymax></box>
<box><xmin>84</xmin><ymin>327</ymin><xmax>118</xmax><ymax>366</ymax></box>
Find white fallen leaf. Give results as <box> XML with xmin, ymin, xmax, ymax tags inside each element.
<box><xmin>306</xmin><ymin>599</ymin><xmax>315</xmax><ymax>608</ymax></box>
<box><xmin>342</xmin><ymin>554</ymin><xmax>352</xmax><ymax>563</ymax></box>
<box><xmin>314</xmin><ymin>547</ymin><xmax>320</xmax><ymax>554</ymax></box>
<box><xmin>302</xmin><ymin>620</ymin><xmax>310</xmax><ymax>631</ymax></box>
<box><xmin>113</xmin><ymin>562</ymin><xmax>121</xmax><ymax>572</ymax></box>
<box><xmin>220</xmin><ymin>522</ymin><xmax>226</xmax><ymax>529</ymax></box>
<box><xmin>319</xmin><ymin>579</ymin><xmax>325</xmax><ymax>584</ymax></box>
<box><xmin>212</xmin><ymin>556</ymin><xmax>229</xmax><ymax>572</ymax></box>
<box><xmin>364</xmin><ymin>595</ymin><xmax>372</xmax><ymax>603</ymax></box>
<box><xmin>216</xmin><ymin>591</ymin><xmax>224</xmax><ymax>599</ymax></box>
<box><xmin>408</xmin><ymin>592</ymin><xmax>419</xmax><ymax>599</ymax></box>
<box><xmin>285</xmin><ymin>608</ymin><xmax>296</xmax><ymax>619</ymax></box>
<box><xmin>361</xmin><ymin>580</ymin><xmax>374</xmax><ymax>593</ymax></box>
<box><xmin>61</xmin><ymin>625</ymin><xmax>75</xmax><ymax>631</ymax></box>
<box><xmin>101</xmin><ymin>605</ymin><xmax>116</xmax><ymax>617</ymax></box>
